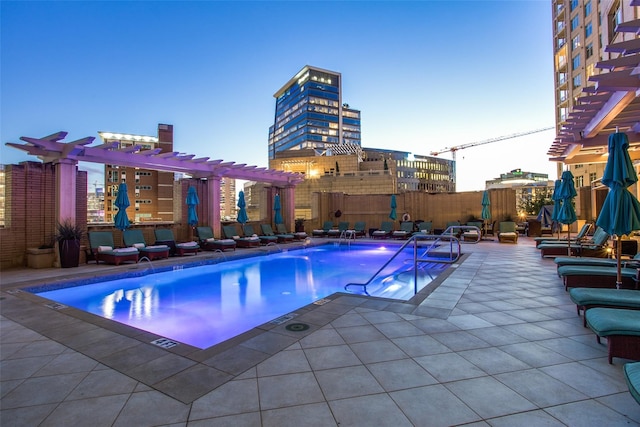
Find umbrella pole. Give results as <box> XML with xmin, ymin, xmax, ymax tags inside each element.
<box><xmin>616</xmin><ymin>236</ymin><xmax>622</xmax><ymax>290</ymax></box>
<box><xmin>567</xmin><ymin>227</ymin><xmax>571</xmax><ymax>256</ymax></box>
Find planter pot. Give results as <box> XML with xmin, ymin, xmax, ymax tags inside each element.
<box><xmin>59</xmin><ymin>239</ymin><xmax>80</xmax><ymax>268</ymax></box>
<box><xmin>26</xmin><ymin>247</ymin><xmax>55</xmax><ymax>269</ymax></box>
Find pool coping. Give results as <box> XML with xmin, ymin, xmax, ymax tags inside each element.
<box><xmin>1</xmin><ymin>239</ymin><xmax>463</xmax><ymax>404</ymax></box>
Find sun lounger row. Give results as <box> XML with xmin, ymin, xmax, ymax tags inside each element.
<box><xmin>313</xmin><ymin>221</ymin><xmax>366</xmax><ymax>238</ymax></box>
<box><xmin>538</xmin><ymin>226</ymin><xmax>610</xmax><ymax>258</ymax></box>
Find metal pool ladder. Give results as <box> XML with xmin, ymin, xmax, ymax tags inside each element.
<box><xmin>344</xmin><ymin>230</ymin><xmax>463</xmax><ymax>296</ymax></box>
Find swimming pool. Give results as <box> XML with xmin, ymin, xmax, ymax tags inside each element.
<box><xmin>35</xmin><ymin>243</ymin><xmax>449</xmax><ymax>349</ymax></box>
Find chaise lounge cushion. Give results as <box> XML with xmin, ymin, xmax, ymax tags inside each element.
<box><xmin>585</xmin><ymin>307</ymin><xmax>640</xmax><ymax>363</ymax></box>
<box><xmin>569</xmin><ymin>288</ymin><xmax>640</xmax><ymax>325</ymax></box>
<box><xmin>624</xmin><ymin>362</ymin><xmax>640</xmax><ymax>404</ymax></box>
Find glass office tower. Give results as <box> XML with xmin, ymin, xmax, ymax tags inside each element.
<box><xmin>268</xmin><ymin>65</ymin><xmax>361</xmax><ymax>160</ymax></box>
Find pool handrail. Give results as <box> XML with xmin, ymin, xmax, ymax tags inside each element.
<box><xmin>344</xmin><ymin>230</ymin><xmax>462</xmax><ymax>295</ymax></box>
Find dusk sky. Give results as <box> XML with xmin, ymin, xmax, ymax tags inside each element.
<box><xmin>1</xmin><ymin>1</ymin><xmax>556</xmax><ymax>193</ymax></box>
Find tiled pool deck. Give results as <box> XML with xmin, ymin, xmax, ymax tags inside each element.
<box><xmin>1</xmin><ymin>237</ymin><xmax>639</xmax><ymax>426</ymax></box>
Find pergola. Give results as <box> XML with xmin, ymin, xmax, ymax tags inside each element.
<box><xmin>548</xmin><ymin>18</ymin><xmax>640</xmax><ymax>165</ymax></box>
<box><xmin>7</xmin><ymin>131</ymin><xmax>304</xmax><ymax>237</ymax></box>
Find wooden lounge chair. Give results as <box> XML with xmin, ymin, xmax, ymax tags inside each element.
<box><xmin>196</xmin><ymin>226</ymin><xmax>237</xmax><ymax>251</ymax></box>
<box><xmin>154</xmin><ymin>228</ymin><xmax>199</xmax><ymax>256</ymax></box>
<box><xmin>276</xmin><ymin>223</ymin><xmax>307</xmax><ymax>240</ymax></box>
<box><xmin>554</xmin><ymin>253</ymin><xmax>640</xmax><ymax>270</ymax></box>
<box><xmin>313</xmin><ymin>221</ymin><xmax>334</xmax><ymax>237</ymax></box>
<box><xmin>463</xmin><ymin>221</ymin><xmax>483</xmax><ymax>242</ymax></box>
<box><xmin>497</xmin><ymin>221</ymin><xmax>518</xmax><ymax>243</ymax></box>
<box><xmin>392</xmin><ymin>221</ymin><xmax>413</xmax><ymax>239</ymax></box>
<box><xmin>243</xmin><ymin>224</ymin><xmax>277</xmax><ymax>245</ymax></box>
<box><xmin>88</xmin><ymin>231</ymin><xmax>139</xmax><ymax>266</ymax></box>
<box><xmin>372</xmin><ymin>221</ymin><xmax>394</xmax><ymax>239</ymax></box>
<box><xmin>123</xmin><ymin>229</ymin><xmax>169</xmax><ymax>261</ymax></box>
<box><xmin>585</xmin><ymin>308</ymin><xmax>640</xmax><ymax>364</ymax></box>
<box><xmin>569</xmin><ymin>288</ymin><xmax>640</xmax><ymax>326</ymax></box>
<box><xmin>261</xmin><ymin>224</ymin><xmax>293</xmax><ymax>243</ymax></box>
<box><xmin>222</xmin><ymin>225</ymin><xmax>260</xmax><ymax>248</ymax></box>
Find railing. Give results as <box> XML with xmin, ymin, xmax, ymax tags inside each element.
<box><xmin>344</xmin><ymin>229</ymin><xmax>465</xmax><ymax>296</ymax></box>
<box><xmin>338</xmin><ymin>229</ymin><xmax>356</xmax><ymax>246</ymax></box>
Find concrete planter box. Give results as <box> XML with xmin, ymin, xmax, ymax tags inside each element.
<box><xmin>26</xmin><ymin>247</ymin><xmax>55</xmax><ymax>269</ymax></box>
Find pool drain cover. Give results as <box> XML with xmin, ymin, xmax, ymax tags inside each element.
<box><xmin>285</xmin><ymin>323</ymin><xmax>310</xmax><ymax>332</ymax></box>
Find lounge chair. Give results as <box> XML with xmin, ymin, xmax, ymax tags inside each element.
<box><xmin>554</xmin><ymin>253</ymin><xmax>640</xmax><ymax>269</ymax></box>
<box><xmin>353</xmin><ymin>221</ymin><xmax>366</xmax><ymax>238</ymax></box>
<box><xmin>328</xmin><ymin>221</ymin><xmax>349</xmax><ymax>238</ymax></box>
<box><xmin>276</xmin><ymin>223</ymin><xmax>308</xmax><ymax>240</ymax></box>
<box><xmin>123</xmin><ymin>229</ymin><xmax>169</xmax><ymax>261</ymax></box>
<box><xmin>557</xmin><ymin>265</ymin><xmax>638</xmax><ymax>290</ymax></box>
<box><xmin>261</xmin><ymin>224</ymin><xmax>293</xmax><ymax>243</ymax></box>
<box><xmin>372</xmin><ymin>221</ymin><xmax>394</xmax><ymax>239</ymax></box>
<box><xmin>413</xmin><ymin>221</ymin><xmax>432</xmax><ymax>236</ymax></box>
<box><xmin>196</xmin><ymin>226</ymin><xmax>237</xmax><ymax>251</ymax></box>
<box><xmin>538</xmin><ymin>227</ymin><xmax>610</xmax><ymax>258</ymax></box>
<box><xmin>497</xmin><ymin>221</ymin><xmax>518</xmax><ymax>243</ymax></box>
<box><xmin>243</xmin><ymin>224</ymin><xmax>277</xmax><ymax>245</ymax></box>
<box><xmin>312</xmin><ymin>221</ymin><xmax>333</xmax><ymax>237</ymax></box>
<box><xmin>222</xmin><ymin>225</ymin><xmax>260</xmax><ymax>248</ymax></box>
<box><xmin>484</xmin><ymin>220</ymin><xmax>496</xmax><ymax>236</ymax></box>
<box><xmin>534</xmin><ymin>222</ymin><xmax>592</xmax><ymax>246</ymax></box>
<box><xmin>463</xmin><ymin>221</ymin><xmax>483</xmax><ymax>242</ymax></box>
<box><xmin>154</xmin><ymin>228</ymin><xmax>199</xmax><ymax>256</ymax></box>
<box><xmin>392</xmin><ymin>221</ymin><xmax>413</xmax><ymax>239</ymax></box>
<box><xmin>585</xmin><ymin>307</ymin><xmax>640</xmax><ymax>364</ymax></box>
<box><xmin>88</xmin><ymin>231</ymin><xmax>139</xmax><ymax>266</ymax></box>
<box><xmin>569</xmin><ymin>288</ymin><xmax>640</xmax><ymax>326</ymax></box>
<box><xmin>624</xmin><ymin>362</ymin><xmax>640</xmax><ymax>404</ymax></box>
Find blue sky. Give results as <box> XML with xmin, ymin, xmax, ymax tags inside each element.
<box><xmin>1</xmin><ymin>0</ymin><xmax>556</xmax><ymax>192</ymax></box>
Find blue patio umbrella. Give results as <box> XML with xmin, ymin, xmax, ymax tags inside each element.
<box><xmin>557</xmin><ymin>170</ymin><xmax>577</xmax><ymax>256</ymax></box>
<box><xmin>186</xmin><ymin>186</ymin><xmax>199</xmax><ymax>226</ymax></box>
<box><xmin>273</xmin><ymin>194</ymin><xmax>283</xmax><ymax>225</ymax></box>
<box><xmin>237</xmin><ymin>190</ymin><xmax>249</xmax><ymax>224</ymax></box>
<box><xmin>389</xmin><ymin>194</ymin><xmax>397</xmax><ymax>221</ymax></box>
<box><xmin>595</xmin><ymin>132</ymin><xmax>640</xmax><ymax>288</ymax></box>
<box><xmin>551</xmin><ymin>179</ymin><xmax>562</xmax><ymax>237</ymax></box>
<box><xmin>114</xmin><ymin>182</ymin><xmax>130</xmax><ymax>231</ymax></box>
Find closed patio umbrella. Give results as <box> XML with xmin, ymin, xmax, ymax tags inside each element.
<box><xmin>481</xmin><ymin>190</ymin><xmax>492</xmax><ymax>240</ymax></box>
<box><xmin>557</xmin><ymin>170</ymin><xmax>577</xmax><ymax>256</ymax></box>
<box><xmin>551</xmin><ymin>179</ymin><xmax>562</xmax><ymax>238</ymax></box>
<box><xmin>186</xmin><ymin>186</ymin><xmax>199</xmax><ymax>226</ymax></box>
<box><xmin>114</xmin><ymin>182</ymin><xmax>130</xmax><ymax>231</ymax></box>
<box><xmin>273</xmin><ymin>194</ymin><xmax>283</xmax><ymax>225</ymax></box>
<box><xmin>237</xmin><ymin>190</ymin><xmax>249</xmax><ymax>224</ymax></box>
<box><xmin>595</xmin><ymin>132</ymin><xmax>640</xmax><ymax>289</ymax></box>
<box><xmin>389</xmin><ymin>194</ymin><xmax>397</xmax><ymax>221</ymax></box>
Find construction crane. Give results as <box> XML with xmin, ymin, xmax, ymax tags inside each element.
<box><xmin>430</xmin><ymin>126</ymin><xmax>554</xmax><ymax>161</ymax></box>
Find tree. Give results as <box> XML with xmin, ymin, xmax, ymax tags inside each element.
<box><xmin>518</xmin><ymin>188</ymin><xmax>554</xmax><ymax>215</ymax></box>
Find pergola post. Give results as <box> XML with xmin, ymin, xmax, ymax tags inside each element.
<box><xmin>207</xmin><ymin>176</ymin><xmax>221</xmax><ymax>238</ymax></box>
<box><xmin>282</xmin><ymin>185</ymin><xmax>296</xmax><ymax>232</ymax></box>
<box><xmin>55</xmin><ymin>158</ymin><xmax>78</xmax><ymax>224</ymax></box>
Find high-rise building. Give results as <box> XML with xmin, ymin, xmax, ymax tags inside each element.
<box><xmin>268</xmin><ymin>65</ymin><xmax>361</xmax><ymax>160</ymax></box>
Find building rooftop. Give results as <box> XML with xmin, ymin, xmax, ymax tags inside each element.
<box><xmin>1</xmin><ymin>237</ymin><xmax>639</xmax><ymax>425</ymax></box>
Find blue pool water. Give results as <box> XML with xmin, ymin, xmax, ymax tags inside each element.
<box><xmin>36</xmin><ymin>243</ymin><xmax>448</xmax><ymax>349</ymax></box>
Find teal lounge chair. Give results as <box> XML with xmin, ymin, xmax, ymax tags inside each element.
<box><xmin>624</xmin><ymin>362</ymin><xmax>640</xmax><ymax>404</ymax></box>
<box><xmin>222</xmin><ymin>225</ymin><xmax>259</xmax><ymax>248</ymax></box>
<box><xmin>328</xmin><ymin>221</ymin><xmax>349</xmax><ymax>238</ymax></box>
<box><xmin>539</xmin><ymin>227</ymin><xmax>609</xmax><ymax>258</ymax></box>
<box><xmin>535</xmin><ymin>222</ymin><xmax>592</xmax><ymax>246</ymax></box>
<box><xmin>243</xmin><ymin>224</ymin><xmax>277</xmax><ymax>245</ymax></box>
<box><xmin>261</xmin><ymin>224</ymin><xmax>293</xmax><ymax>243</ymax></box>
<box><xmin>276</xmin><ymin>223</ymin><xmax>307</xmax><ymax>240</ymax></box>
<box><xmin>123</xmin><ymin>229</ymin><xmax>169</xmax><ymax>261</ymax></box>
<box><xmin>313</xmin><ymin>221</ymin><xmax>334</xmax><ymax>237</ymax></box>
<box><xmin>569</xmin><ymin>288</ymin><xmax>640</xmax><ymax>326</ymax></box>
<box><xmin>353</xmin><ymin>221</ymin><xmax>366</xmax><ymax>238</ymax></box>
<box><xmin>88</xmin><ymin>231</ymin><xmax>139</xmax><ymax>266</ymax></box>
<box><xmin>585</xmin><ymin>308</ymin><xmax>640</xmax><ymax>363</ymax></box>
<box><xmin>413</xmin><ymin>221</ymin><xmax>432</xmax><ymax>236</ymax></box>
<box><xmin>557</xmin><ymin>265</ymin><xmax>638</xmax><ymax>290</ymax></box>
<box><xmin>196</xmin><ymin>226</ymin><xmax>236</xmax><ymax>251</ymax></box>
<box><xmin>372</xmin><ymin>221</ymin><xmax>393</xmax><ymax>239</ymax></box>
<box><xmin>154</xmin><ymin>228</ymin><xmax>199</xmax><ymax>256</ymax></box>
<box><xmin>463</xmin><ymin>221</ymin><xmax>483</xmax><ymax>242</ymax></box>
<box><xmin>497</xmin><ymin>221</ymin><xmax>518</xmax><ymax>243</ymax></box>
<box><xmin>392</xmin><ymin>221</ymin><xmax>413</xmax><ymax>239</ymax></box>
<box><xmin>554</xmin><ymin>252</ymin><xmax>640</xmax><ymax>269</ymax></box>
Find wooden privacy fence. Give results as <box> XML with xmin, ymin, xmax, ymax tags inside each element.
<box><xmin>310</xmin><ymin>188</ymin><xmax>518</xmax><ymax>232</ymax></box>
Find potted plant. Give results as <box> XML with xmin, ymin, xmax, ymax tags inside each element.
<box><xmin>55</xmin><ymin>219</ymin><xmax>84</xmax><ymax>268</ymax></box>
<box><xmin>295</xmin><ymin>218</ymin><xmax>305</xmax><ymax>233</ymax></box>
